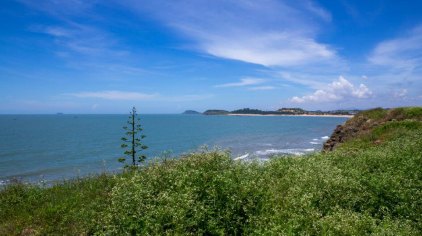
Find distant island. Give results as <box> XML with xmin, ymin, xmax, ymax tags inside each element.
<box><xmin>183</xmin><ymin>108</ymin><xmax>359</xmax><ymax>116</ymax></box>
<box><xmin>182</xmin><ymin>110</ymin><xmax>201</xmax><ymax>115</ymax></box>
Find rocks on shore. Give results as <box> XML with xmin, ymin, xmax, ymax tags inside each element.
<box><xmin>323</xmin><ymin>111</ymin><xmax>384</xmax><ymax>151</ymax></box>
<box><xmin>323</xmin><ymin>107</ymin><xmax>422</xmax><ymax>151</ymax></box>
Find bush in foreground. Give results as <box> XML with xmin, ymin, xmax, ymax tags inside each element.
<box><xmin>96</xmin><ymin>126</ymin><xmax>421</xmax><ymax>234</ymax></box>
<box><xmin>0</xmin><ymin>174</ymin><xmax>116</xmax><ymax>235</ymax></box>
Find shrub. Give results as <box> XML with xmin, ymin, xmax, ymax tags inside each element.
<box><xmin>97</xmin><ymin>128</ymin><xmax>422</xmax><ymax>234</ymax></box>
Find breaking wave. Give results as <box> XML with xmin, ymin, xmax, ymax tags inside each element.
<box><xmin>234</xmin><ymin>153</ymin><xmax>249</xmax><ymax>161</ymax></box>
<box><xmin>255</xmin><ymin>148</ymin><xmax>315</xmax><ymax>156</ymax></box>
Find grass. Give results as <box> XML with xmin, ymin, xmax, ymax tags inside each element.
<box><xmin>0</xmin><ymin>174</ymin><xmax>117</xmax><ymax>235</ymax></box>
<box><xmin>355</xmin><ymin>106</ymin><xmax>422</xmax><ymax>121</ymax></box>
<box><xmin>1</xmin><ymin>107</ymin><xmax>421</xmax><ymax>235</ymax></box>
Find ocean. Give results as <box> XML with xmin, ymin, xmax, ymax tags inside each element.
<box><xmin>0</xmin><ymin>114</ymin><xmax>348</xmax><ymax>184</ymax></box>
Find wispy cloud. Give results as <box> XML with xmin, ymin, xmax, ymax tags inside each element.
<box><xmin>302</xmin><ymin>0</ymin><xmax>332</xmax><ymax>22</ymax></box>
<box><xmin>0</xmin><ymin>99</ymin><xmax>81</xmax><ymax>114</ymax></box>
<box><xmin>125</xmin><ymin>0</ymin><xmax>337</xmax><ymax>67</ymax></box>
<box><xmin>248</xmin><ymin>86</ymin><xmax>276</xmax><ymax>91</ymax></box>
<box><xmin>393</xmin><ymin>89</ymin><xmax>408</xmax><ymax>98</ymax></box>
<box><xmin>23</xmin><ymin>2</ymin><xmax>139</xmax><ymax>75</ymax></box>
<box><xmin>278</xmin><ymin>71</ymin><xmax>329</xmax><ymax>89</ymax></box>
<box><xmin>365</xmin><ymin>24</ymin><xmax>422</xmax><ymax>103</ymax></box>
<box><xmin>290</xmin><ymin>76</ymin><xmax>372</xmax><ymax>103</ymax></box>
<box><xmin>18</xmin><ymin>0</ymin><xmax>97</xmax><ymax>18</ymax></box>
<box><xmin>33</xmin><ymin>23</ymin><xmax>129</xmax><ymax>59</ymax></box>
<box><xmin>204</xmin><ymin>33</ymin><xmax>335</xmax><ymax>67</ymax></box>
<box><xmin>66</xmin><ymin>91</ymin><xmax>213</xmax><ymax>102</ymax></box>
<box><xmin>164</xmin><ymin>94</ymin><xmax>214</xmax><ymax>102</ymax></box>
<box><xmin>215</xmin><ymin>78</ymin><xmax>265</xmax><ymax>88</ymax></box>
<box><xmin>369</xmin><ymin>25</ymin><xmax>422</xmax><ymax>71</ymax></box>
<box><xmin>67</xmin><ymin>91</ymin><xmax>158</xmax><ymax>100</ymax></box>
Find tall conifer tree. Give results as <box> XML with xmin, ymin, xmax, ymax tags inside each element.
<box><xmin>119</xmin><ymin>106</ymin><xmax>147</xmax><ymax>166</ymax></box>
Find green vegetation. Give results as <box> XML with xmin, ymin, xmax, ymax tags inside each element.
<box><xmin>231</xmin><ymin>108</ymin><xmax>288</xmax><ymax>115</ymax></box>
<box><xmin>0</xmin><ymin>174</ymin><xmax>117</xmax><ymax>235</ymax></box>
<box><xmin>277</xmin><ymin>107</ymin><xmax>306</xmax><ymax>114</ymax></box>
<box><xmin>1</xmin><ymin>107</ymin><xmax>421</xmax><ymax>235</ymax></box>
<box><xmin>204</xmin><ymin>107</ymin><xmax>358</xmax><ymax>115</ymax></box>
<box><xmin>203</xmin><ymin>109</ymin><xmax>230</xmax><ymax>115</ymax></box>
<box><xmin>353</xmin><ymin>107</ymin><xmax>422</xmax><ymax>122</ymax></box>
<box><xmin>119</xmin><ymin>106</ymin><xmax>148</xmax><ymax>166</ymax></box>
<box><xmin>231</xmin><ymin>108</ymin><xmax>267</xmax><ymax>114</ymax></box>
<box><xmin>323</xmin><ymin>106</ymin><xmax>422</xmax><ymax>151</ymax></box>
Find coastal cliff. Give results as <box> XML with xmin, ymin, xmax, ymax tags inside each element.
<box><xmin>324</xmin><ymin>107</ymin><xmax>422</xmax><ymax>151</ymax></box>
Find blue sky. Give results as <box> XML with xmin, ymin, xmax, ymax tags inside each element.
<box><xmin>1</xmin><ymin>0</ymin><xmax>421</xmax><ymax>114</ymax></box>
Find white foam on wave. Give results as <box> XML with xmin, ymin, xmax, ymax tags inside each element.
<box><xmin>255</xmin><ymin>148</ymin><xmax>315</xmax><ymax>156</ymax></box>
<box><xmin>234</xmin><ymin>153</ymin><xmax>249</xmax><ymax>161</ymax></box>
<box><xmin>321</xmin><ymin>136</ymin><xmax>330</xmax><ymax>140</ymax></box>
<box><xmin>261</xmin><ymin>143</ymin><xmax>273</xmax><ymax>146</ymax></box>
<box><xmin>312</xmin><ymin>138</ymin><xmax>319</xmax><ymax>141</ymax></box>
<box><xmin>255</xmin><ymin>149</ymin><xmax>285</xmax><ymax>155</ymax></box>
<box><xmin>309</xmin><ymin>141</ymin><xmax>319</xmax><ymax>145</ymax></box>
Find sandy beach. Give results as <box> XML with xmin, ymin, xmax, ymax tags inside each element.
<box><xmin>227</xmin><ymin>113</ymin><xmax>354</xmax><ymax>118</ymax></box>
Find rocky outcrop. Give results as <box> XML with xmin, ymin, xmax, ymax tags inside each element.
<box><xmin>323</xmin><ymin>114</ymin><xmax>376</xmax><ymax>151</ymax></box>
<box><xmin>323</xmin><ymin>124</ymin><xmax>361</xmax><ymax>151</ymax></box>
<box><xmin>323</xmin><ymin>125</ymin><xmax>344</xmax><ymax>151</ymax></box>
<box><xmin>323</xmin><ymin>109</ymin><xmax>385</xmax><ymax>151</ymax></box>
<box><xmin>323</xmin><ymin>107</ymin><xmax>422</xmax><ymax>151</ymax></box>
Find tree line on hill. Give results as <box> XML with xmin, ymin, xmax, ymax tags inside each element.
<box><xmin>183</xmin><ymin>108</ymin><xmax>360</xmax><ymax>115</ymax></box>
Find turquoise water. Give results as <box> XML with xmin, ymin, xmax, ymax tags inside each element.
<box><xmin>0</xmin><ymin>114</ymin><xmax>348</xmax><ymax>184</ymax></box>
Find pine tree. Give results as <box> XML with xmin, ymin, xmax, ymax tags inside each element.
<box><xmin>119</xmin><ymin>106</ymin><xmax>148</xmax><ymax>166</ymax></box>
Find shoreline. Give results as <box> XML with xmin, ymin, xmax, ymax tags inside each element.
<box><xmin>226</xmin><ymin>113</ymin><xmax>354</xmax><ymax>118</ymax></box>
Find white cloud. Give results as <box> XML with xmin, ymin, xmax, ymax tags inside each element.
<box><xmin>23</xmin><ymin>1</ymin><xmax>151</xmax><ymax>77</ymax></box>
<box><xmin>204</xmin><ymin>33</ymin><xmax>335</xmax><ymax>67</ymax></box>
<box><xmin>290</xmin><ymin>76</ymin><xmax>372</xmax><ymax>103</ymax></box>
<box><xmin>164</xmin><ymin>94</ymin><xmax>214</xmax><ymax>102</ymax></box>
<box><xmin>248</xmin><ymin>86</ymin><xmax>276</xmax><ymax>91</ymax></box>
<box><xmin>278</xmin><ymin>71</ymin><xmax>330</xmax><ymax>89</ymax></box>
<box><xmin>369</xmin><ymin>25</ymin><xmax>422</xmax><ymax>71</ymax></box>
<box><xmin>364</xmin><ymin>24</ymin><xmax>422</xmax><ymax>103</ymax></box>
<box><xmin>67</xmin><ymin>91</ymin><xmax>158</xmax><ymax>100</ymax></box>
<box><xmin>125</xmin><ymin>0</ymin><xmax>337</xmax><ymax>67</ymax></box>
<box><xmin>29</xmin><ymin>22</ymin><xmax>153</xmax><ymax>77</ymax></box>
<box><xmin>37</xmin><ymin>24</ymin><xmax>129</xmax><ymax>58</ymax></box>
<box><xmin>66</xmin><ymin>91</ymin><xmax>213</xmax><ymax>102</ymax></box>
<box><xmin>19</xmin><ymin>0</ymin><xmax>96</xmax><ymax>17</ymax></box>
<box><xmin>302</xmin><ymin>0</ymin><xmax>332</xmax><ymax>22</ymax></box>
<box><xmin>44</xmin><ymin>26</ymin><xmax>72</xmax><ymax>37</ymax></box>
<box><xmin>215</xmin><ymin>78</ymin><xmax>265</xmax><ymax>88</ymax></box>
<box><xmin>394</xmin><ymin>89</ymin><xmax>408</xmax><ymax>98</ymax></box>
